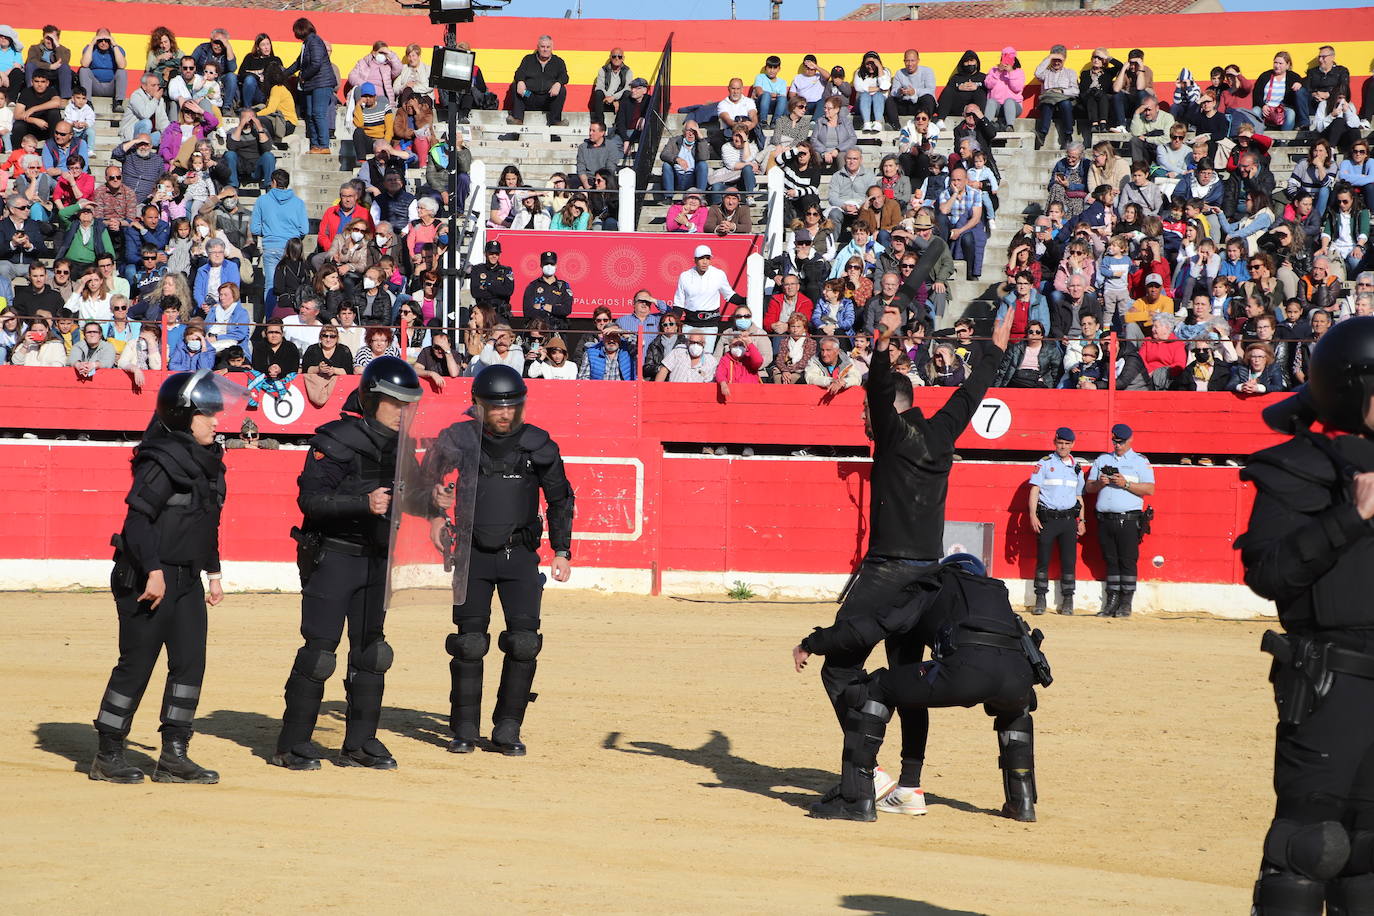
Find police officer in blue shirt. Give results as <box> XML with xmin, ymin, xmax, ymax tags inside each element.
<box><xmin>1085</xmin><ymin>423</ymin><xmax>1156</xmax><ymax>618</ymax></box>
<box><xmin>1028</xmin><ymin>427</ymin><xmax>1085</xmax><ymax>616</ymax></box>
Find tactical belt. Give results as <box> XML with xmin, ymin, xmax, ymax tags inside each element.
<box><xmin>956</xmin><ymin>629</ymin><xmax>1024</xmax><ymax>652</ymax></box>
<box><xmin>322</xmin><ymin>537</ymin><xmax>385</xmax><ymax>558</ymax></box>
<box><xmin>1097</xmin><ymin>510</ymin><xmax>1144</xmax><ymax>519</ymax></box>
<box><xmin>1264</xmin><ymin>631</ymin><xmax>1374</xmax><ymax>681</ymax></box>
<box><xmin>1037</xmin><ymin>507</ymin><xmax>1079</xmax><ymax>519</ymax></box>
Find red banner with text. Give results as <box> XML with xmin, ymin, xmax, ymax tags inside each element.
<box><xmin>487</xmin><ymin>230</ymin><xmax>761</xmax><ymax>318</ymax></box>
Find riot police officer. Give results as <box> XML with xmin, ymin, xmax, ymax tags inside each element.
<box><xmin>92</xmin><ymin>370</ymin><xmax>249</xmax><ymax>785</ymax></box>
<box><xmin>270</xmin><ymin>356</ymin><xmax>423</xmax><ymax>771</ymax></box>
<box><xmin>795</xmin><ymin>555</ymin><xmax>1049</xmax><ymax>823</ymax></box>
<box><xmin>426</xmin><ymin>364</ymin><xmax>574</xmax><ymax>756</ymax></box>
<box><xmin>1239</xmin><ymin>316</ymin><xmax>1374</xmax><ymax>914</ymax></box>
<box><xmin>1085</xmin><ymin>423</ymin><xmax>1155</xmax><ymax>618</ymax></box>
<box><xmin>470</xmin><ymin>239</ymin><xmax>515</xmax><ymax>323</ymax></box>
<box><xmin>812</xmin><ymin>308</ymin><xmax>1011</xmax><ymax>808</ymax></box>
<box><xmin>1028</xmin><ymin>427</ymin><xmax>1085</xmax><ymax>616</ymax></box>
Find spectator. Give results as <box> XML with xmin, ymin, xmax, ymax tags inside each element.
<box><xmin>94</xmin><ymin>252</ymin><xmax>130</xmax><ymax>301</ymax></box>
<box><xmin>13</xmin><ymin>70</ymin><xmax>62</xmax><ymax>144</ymax></box>
<box><xmin>168</xmin><ymin>321</ymin><xmax>215</xmax><ymax>371</ymax></box>
<box><xmin>191</xmin><ymin>29</ymin><xmax>238</xmax><ymax>111</ymax></box>
<box><xmin>334</xmin><ymin>303</ymin><xmax>365</xmax><ymax>353</ymax></box>
<box><xmin>527</xmin><ymin>333</ymin><xmax>577</xmax><ymax>380</ymax></box>
<box><xmin>708</xmin><ymin>131</ymin><xmax>760</xmax><ymax>202</ymax></box>
<box><xmin>1118</xmin><ymin>161</ymin><xmax>1162</xmax><ymax>217</ymax></box>
<box><xmin>659</xmin><ymin>121</ymin><xmax>709</xmax><ymax>195</ymax></box>
<box><xmin>316</xmin><ymin>183</ymin><xmax>374</xmax><ymax>260</ymax></box>
<box><xmin>237</xmin><ymin>34</ymin><xmax>282</xmax><ymax>109</ymax></box>
<box><xmin>192</xmin><ymin>238</ymin><xmax>242</xmax><ymax>308</ymax></box>
<box><xmin>810</xmin><ymin>96</ymin><xmax>857</xmax><ymax>174</ymax></box>
<box><xmin>1047</xmin><ymin>141</ymin><xmax>1091</xmax><ymax>221</ymax></box>
<box><xmin>938</xmin><ymin>50</ymin><xmax>986</xmax><ymax>119</ymax></box>
<box><xmin>1051</xmin><ymin>274</ymin><xmax>1102</xmax><ymax>339</ymax></box>
<box><xmin>510</xmin><ymin>190</ymin><xmax>550</xmax><ymax>231</ymax></box>
<box><xmin>715</xmin><ymin>327</ymin><xmax>765</xmax><ymax>397</ymax></box>
<box><xmin>109</xmin><ymin>134</ymin><xmax>161</xmax><ymax>205</ymax></box>
<box><xmin>926</xmin><ymin>341</ymin><xmax>967</xmax><ymax>387</ymax></box>
<box><xmin>585</xmin><ymin>47</ymin><xmax>633</xmax><ymax>127</ymax></box>
<box><xmin>1170</xmin><ymin>338</ymin><xmax>1231</xmax><ymax>391</ymax></box>
<box><xmin>63</xmin><ymin>87</ymin><xmax>97</xmax><ymax>150</ymax></box>
<box><xmin>1306</xmin><ymin>45</ymin><xmax>1351</xmax><ymax>122</ymax></box>
<box><xmin>789</xmin><ymin>54</ymin><xmax>825</xmax><ymax>116</ymax></box>
<box><xmin>642</xmin><ymin>313</ymin><xmax>682</xmax><ymax>380</ymax></box>
<box><xmin>1123</xmin><ymin>271</ymin><xmax>1172</xmax><ymax>337</ymax></box>
<box><xmin>348</xmin><ymin>41</ymin><xmax>402</xmax><ymax>108</ymax></box>
<box><xmin>254</xmin><ymin>319</ymin><xmax>301</xmax><ymax>377</ymax></box>
<box><xmin>1033</xmin><ymin>45</ymin><xmax>1078</xmax><ymax>151</ymax></box>
<box><xmin>1137</xmin><ymin>315</ymin><xmax>1188</xmax><ymax>388</ymax></box>
<box><xmin>251</xmin><ymin>170</ymin><xmax>308</xmax><ymax>293</ymax></box>
<box><xmin>579</xmin><ymin>328</ymin><xmax>634</xmax><ymax>380</ymax></box>
<box><xmin>886</xmin><ymin>49</ymin><xmax>936</xmax><ymax>128</ymax></box>
<box><xmin>573</xmin><ymin>121</ymin><xmax>618</xmax><ymax>190</ymax></box>
<box><xmin>613</xmin><ymin>78</ymin><xmax>651</xmax><ymax>158</ymax></box>
<box><xmin>658</xmin><ymin>330</ymin><xmax>716</xmax><ymax>382</ymax></box>
<box><xmin>13</xmin><ymin>263</ymin><xmax>62</xmax><ymax>316</ymax></box>
<box><xmin>770</xmin><ymin>95</ymin><xmax>814</xmax><ymax>150</ymax></box>
<box><xmin>223</xmin><ymin>109</ymin><xmax>275</xmax><ymax>190</ymax></box>
<box><xmin>857</xmin><ymin>183</ymin><xmax>903</xmax><ymax>244</ymax></box>
<box><xmin>829</xmin><ymin>221</ymin><xmax>882</xmax><ymax>281</ymax></box>
<box><xmin>896</xmin><ymin>109</ymin><xmax>939</xmax><ymax>180</ymax></box>
<box><xmin>125</xmin><ymin>75</ymin><xmax>176</xmax><ymax>144</ymax></box>
<box><xmin>771</xmin><ymin>312</ymin><xmax>816</xmax><ymax>384</ymax></box>
<box><xmin>775</xmin><ymin>142</ymin><xmax>823</xmax><ymax>222</ymax></box>
<box><xmin>997</xmin><ymin>271</ymin><xmax>1050</xmax><ymax>338</ymax></box>
<box><xmin>853</xmin><ymin>52</ymin><xmax>892</xmax><ymax>134</ymax></box>
<box><xmin>983</xmin><ymin>47</ymin><xmax>1025</xmax><ymax>131</ymax></box>
<box><xmin>750</xmin><ymin>56</ymin><xmax>789</xmax><ymax>129</ymax></box>
<box><xmin>811</xmin><ymin>278</ymin><xmax>856</xmax><ymax>341</ymax></box>
<box><xmin>875</xmin><ymin>154</ymin><xmax>912</xmax><ymax>205</ymax></box>
<box><xmin>804</xmin><ymin>335</ymin><xmax>862</xmax><ymax>392</ymax></box>
<box><xmin>550</xmin><ymin>194</ymin><xmax>591</xmax><ymax>231</ymax></box>
<box><xmin>995</xmin><ymin>320</ymin><xmax>1061</xmax><ymax>388</ymax></box>
<box><xmin>716</xmin><ymin>77</ymin><xmax>760</xmax><ymax>151</ymax></box>
<box><xmin>0</xmin><ymin>195</ymin><xmax>47</xmax><ymax>286</ymax></box>
<box><xmin>78</xmin><ymin>28</ymin><xmax>127</xmax><ymax>111</ymax></box>
<box><xmin>673</xmin><ymin>244</ymin><xmax>746</xmax><ymax>337</ymax></box>
<box><xmin>1229</xmin><ymin>341</ymin><xmax>1285</xmax><ymax>394</ymax></box>
<box><xmin>938</xmin><ymin>167</ymin><xmax>986</xmax><ymax>280</ymax></box>
<box><xmin>1111</xmin><ymin>49</ymin><xmax>1155</xmax><ymax>130</ymax></box>
<box><xmin>281</xmin><ymin>294</ymin><xmax>325</xmax><ymax>352</ymax></box>
<box><xmin>159</xmin><ymin>101</ymin><xmax>217</xmax><ymax>169</ymax></box>
<box><xmin>825</xmin><ymin>148</ymin><xmax>872</xmax><ymax>232</ymax></box>
<box><xmin>785</xmin><ymin>207</ymin><xmax>835</xmax><ymax>265</ymax></box>
<box><xmin>509</xmin><ymin>35</ymin><xmax>569</xmax><ymax>127</ymax></box>
<box><xmin>1252</xmin><ymin>51</ymin><xmax>1306</xmax><ymax>131</ymax></box>
<box><xmin>1079</xmin><ymin>48</ymin><xmax>1122</xmax><ymax>137</ymax></box>
<box><xmin>202</xmin><ymin>281</ymin><xmax>250</xmax><ymax>355</ymax></box>
<box><xmin>285</xmin><ymin>18</ymin><xmax>335</xmax><ymax>155</ymax></box>
<box><xmin>10</xmin><ymin>316</ymin><xmax>65</xmax><ymax>366</ymax></box>
<box><xmin>58</xmin><ymin>207</ymin><xmax>115</xmax><ymax>272</ymax></box>
<box><xmin>351</xmin><ymin>83</ymin><xmax>394</xmax><ymax>163</ymax></box>
<box><xmin>617</xmin><ymin>290</ymin><xmax>665</xmax><ymax>344</ymax></box>
<box><xmin>1127</xmin><ymin>92</ymin><xmax>1175</xmax><ymax>167</ymax></box>
<box><xmin>25</xmin><ymin>25</ymin><xmax>73</xmax><ymax>100</ymax></box>
<box><xmin>69</xmin><ymin>321</ymin><xmax>118</xmax><ymax>378</ymax></box>
<box><xmin>1337</xmin><ymin>141</ymin><xmax>1374</xmax><ymax>212</ymax></box>
<box><xmin>706</xmin><ymin>189</ymin><xmax>752</xmax><ymax>236</ymax></box>
<box><xmin>523</xmin><ymin>250</ymin><xmax>573</xmax><ymax>330</ymax></box>
<box><xmin>324</xmin><ymin>219</ymin><xmax>375</xmax><ymax>293</ymax></box>
<box><xmin>0</xmin><ymin>308</ymin><xmax>23</xmax><ymax>365</ymax></box>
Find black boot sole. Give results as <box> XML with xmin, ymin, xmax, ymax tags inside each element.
<box><xmin>151</xmin><ymin>767</ymin><xmax>219</xmax><ymax>784</ymax></box>
<box><xmin>447</xmin><ymin>738</ymin><xmax>478</xmax><ymax>754</ymax></box>
<box><xmin>89</xmin><ymin>764</ymin><xmax>144</xmax><ymax>784</ymax></box>
<box><xmin>335</xmin><ymin>752</ymin><xmax>398</xmax><ymax>770</ymax></box>
<box><xmin>487</xmin><ymin>742</ymin><xmax>526</xmax><ymax>757</ymax></box>
<box><xmin>807</xmin><ymin>800</ymin><xmax>877</xmax><ymax>822</ymax></box>
<box><xmin>269</xmin><ymin>752</ymin><xmax>322</xmax><ymax>771</ymax></box>
<box><xmin>1001</xmin><ymin>803</ymin><xmax>1036</xmax><ymax>822</ymax></box>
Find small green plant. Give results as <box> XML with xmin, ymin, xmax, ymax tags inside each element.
<box><xmin>727</xmin><ymin>580</ymin><xmax>755</xmax><ymax>601</ymax></box>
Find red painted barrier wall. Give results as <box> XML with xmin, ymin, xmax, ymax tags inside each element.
<box><xmin>0</xmin><ymin>440</ymin><xmax>1254</xmax><ymax>586</ymax></box>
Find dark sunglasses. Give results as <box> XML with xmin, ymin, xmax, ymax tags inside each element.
<box><xmin>112</xmin><ymin>305</ymin><xmax>129</xmax><ymax>311</ymax></box>
<box><xmin>634</xmin><ymin>299</ymin><xmax>655</xmax><ymax>306</ymax></box>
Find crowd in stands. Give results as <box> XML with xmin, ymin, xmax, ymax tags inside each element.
<box><xmin>0</xmin><ymin>18</ymin><xmax>1371</xmax><ymax>400</ymax></box>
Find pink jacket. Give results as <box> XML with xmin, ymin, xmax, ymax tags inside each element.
<box><xmin>715</xmin><ymin>342</ymin><xmax>764</xmax><ymax>383</ymax></box>
<box><xmin>985</xmin><ymin>55</ymin><xmax>1026</xmax><ymax>105</ymax></box>
<box><xmin>158</xmin><ymin>111</ymin><xmax>219</xmax><ymax>168</ymax></box>
<box><xmin>348</xmin><ymin>50</ymin><xmax>403</xmax><ymax>103</ymax></box>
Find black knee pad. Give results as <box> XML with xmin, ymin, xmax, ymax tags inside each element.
<box><xmin>1264</xmin><ymin>819</ymin><xmax>1350</xmax><ymax>881</ymax></box>
<box><xmin>498</xmin><ymin>630</ymin><xmax>543</xmax><ymax>661</ymax></box>
<box><xmin>293</xmin><ymin>645</ymin><xmax>336</xmax><ymax>682</ymax></box>
<box><xmin>446</xmin><ymin>631</ymin><xmax>491</xmax><ymax>660</ymax></box>
<box><xmin>995</xmin><ymin>714</ymin><xmax>1034</xmax><ymax>771</ymax></box>
<box><xmin>351</xmin><ymin>639</ymin><xmax>394</xmax><ymax>675</ymax></box>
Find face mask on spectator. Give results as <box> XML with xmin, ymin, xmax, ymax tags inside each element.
<box><xmin>196</xmin><ymin>225</ymin><xmax>210</xmax><ymax>238</ymax></box>
<box><xmin>687</xmin><ymin>342</ymin><xmax>704</xmax><ymax>357</ymax></box>
<box><xmin>350</xmin><ymin>230</ymin><xmax>365</xmax><ymax>243</ymax></box>
<box><xmin>187</xmin><ymin>338</ymin><xmax>203</xmax><ymax>352</ymax></box>
<box><xmin>363</xmin><ymin>277</ymin><xmax>378</xmax><ymax>290</ymax></box>
<box><xmin>542</xmin><ymin>264</ymin><xmax>557</xmax><ymax>277</ymax></box>
<box><xmin>734</xmin><ymin>317</ymin><xmax>751</xmax><ymax>330</ymax></box>
<box><xmin>730</xmin><ymin>344</ymin><xmax>746</xmax><ymax>358</ymax></box>
<box><xmin>437</xmin><ymin>233</ymin><xmax>450</xmax><ymax>245</ymax></box>
<box><xmin>375</xmin><ymin>52</ymin><xmax>387</xmax><ymax>63</ymax></box>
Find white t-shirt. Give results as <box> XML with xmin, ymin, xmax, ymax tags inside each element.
<box><xmin>718</xmin><ymin>96</ymin><xmax>757</xmax><ymax>126</ymax></box>
<box><xmin>281</xmin><ymin>315</ymin><xmax>322</xmax><ymax>351</ymax></box>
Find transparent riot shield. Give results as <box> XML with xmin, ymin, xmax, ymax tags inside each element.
<box><xmin>387</xmin><ymin>405</ymin><xmax>481</xmax><ymax>609</ymax></box>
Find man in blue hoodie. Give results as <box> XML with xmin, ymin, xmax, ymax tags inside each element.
<box><xmin>250</xmin><ymin>169</ymin><xmax>309</xmax><ymax>293</ymax></box>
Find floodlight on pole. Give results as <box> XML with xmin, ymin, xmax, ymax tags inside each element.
<box><xmin>430</xmin><ymin>46</ymin><xmax>476</xmax><ymax>92</ymax></box>
<box><xmin>428</xmin><ymin>0</ymin><xmax>475</xmax><ymax>22</ymax></box>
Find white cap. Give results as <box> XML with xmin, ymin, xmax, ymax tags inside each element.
<box><xmin>693</xmin><ymin>244</ymin><xmax>713</xmax><ymax>259</ymax></box>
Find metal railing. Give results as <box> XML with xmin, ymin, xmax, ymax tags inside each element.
<box><xmin>631</xmin><ymin>31</ymin><xmax>675</xmax><ymax>222</ymax></box>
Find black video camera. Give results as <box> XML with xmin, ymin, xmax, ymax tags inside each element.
<box><xmin>1100</xmin><ymin>465</ymin><xmax>1119</xmax><ymax>477</ymax></box>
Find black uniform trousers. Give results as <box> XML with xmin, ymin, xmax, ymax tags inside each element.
<box><xmin>1096</xmin><ymin>511</ymin><xmax>1142</xmax><ymax>596</ymax></box>
<box><xmin>822</xmin><ymin>556</ymin><xmax>936</xmax><ymax>787</ymax></box>
<box><xmin>449</xmin><ymin>544</ymin><xmax>545</xmax><ymax>738</ymax></box>
<box><xmin>277</xmin><ymin>548</ymin><xmax>388</xmax><ymax>754</ymax></box>
<box><xmin>1261</xmin><ymin>664</ymin><xmax>1374</xmax><ymax>912</ymax></box>
<box><xmin>1034</xmin><ymin>508</ymin><xmax>1078</xmax><ymax>598</ymax></box>
<box><xmin>872</xmin><ymin>645</ymin><xmax>1037</xmax><ymax>785</ymax></box>
<box><xmin>95</xmin><ymin>564</ymin><xmax>207</xmax><ymax>740</ymax></box>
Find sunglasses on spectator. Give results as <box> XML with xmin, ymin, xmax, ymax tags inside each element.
<box><xmin>112</xmin><ymin>305</ymin><xmax>129</xmax><ymax>312</ymax></box>
<box><xmin>1248</xmin><ymin>262</ymin><xmax>1264</xmax><ymax>268</ymax></box>
<box><xmin>55</xmin><ymin>268</ymin><xmax>70</xmax><ymax>275</ymax></box>
<box><xmin>1027</xmin><ymin>329</ymin><xmax>1044</xmax><ymax>336</ymax></box>
<box><xmin>899</xmin><ymin>263</ymin><xmax>916</xmax><ymax>270</ymax></box>
<box><xmin>634</xmin><ymin>299</ymin><xmax>655</xmax><ymax>306</ymax></box>
<box><xmin>611</xmin><ymin>54</ymin><xmax>624</xmax><ymax>59</ymax></box>
<box><xmin>12</xmin><ymin>204</ymin><xmax>30</xmax><ymax>210</ymax></box>
<box><xmin>141</xmin><ymin>254</ymin><xmax>157</xmax><ymax>260</ymax></box>
<box><xmin>1355</xmin><ymin>147</ymin><xmax>1370</xmax><ymax>155</ymax></box>
<box><xmin>594</xmin><ymin>316</ymin><xmax>611</xmax><ymax>323</ymax></box>
<box><xmin>320</xmin><ymin>332</ymin><xmax>338</xmax><ymax>339</ymax></box>
<box><xmin>661</xmin><ymin>321</ymin><xmax>678</xmax><ymax>328</ymax></box>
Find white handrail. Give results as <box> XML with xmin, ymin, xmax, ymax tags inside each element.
<box><xmin>765</xmin><ymin>166</ymin><xmax>785</xmax><ymax>259</ymax></box>
<box><xmin>617</xmin><ymin>166</ymin><xmax>636</xmax><ymax>232</ymax></box>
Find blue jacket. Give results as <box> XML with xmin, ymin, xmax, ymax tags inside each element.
<box><xmin>250</xmin><ymin>188</ymin><xmax>310</xmax><ymax>243</ymax></box>
<box><xmin>583</xmin><ymin>343</ymin><xmax>635</xmax><ymax>380</ymax></box>
<box><xmin>123</xmin><ymin>220</ymin><xmax>170</xmax><ymax>267</ymax></box>
<box><xmin>1228</xmin><ymin>362</ymin><xmax>1286</xmax><ymax>394</ymax></box>
<box><xmin>193</xmin><ymin>259</ymin><xmax>243</xmax><ymax>308</ymax></box>
<box><xmin>168</xmin><ymin>341</ymin><xmax>217</xmax><ymax>371</ymax></box>
<box><xmin>996</xmin><ymin>291</ymin><xmax>1050</xmax><ymax>331</ymax></box>
<box><xmin>204</xmin><ymin>302</ymin><xmax>253</xmax><ymax>350</ymax></box>
<box><xmin>288</xmin><ymin>33</ymin><xmax>335</xmax><ymax>91</ymax></box>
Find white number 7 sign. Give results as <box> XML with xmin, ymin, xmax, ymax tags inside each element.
<box><xmin>972</xmin><ymin>397</ymin><xmax>1011</xmax><ymax>440</ymax></box>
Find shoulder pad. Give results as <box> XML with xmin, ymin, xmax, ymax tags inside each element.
<box><xmin>311</xmin><ymin>417</ymin><xmax>373</xmax><ymax>462</ymax></box>
<box><xmin>133</xmin><ymin>438</ymin><xmax>197</xmax><ymax>487</ymax></box>
<box><xmin>1242</xmin><ymin>436</ymin><xmax>1340</xmax><ymax>513</ymax></box>
<box><xmin>518</xmin><ymin>424</ymin><xmax>553</xmax><ymax>452</ymax></box>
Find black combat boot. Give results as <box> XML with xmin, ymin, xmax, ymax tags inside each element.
<box><xmin>447</xmin><ymin>732</ymin><xmax>479</xmax><ymax>754</ymax></box>
<box><xmin>1031</xmin><ymin>593</ymin><xmax>1047</xmax><ymax>616</ymax></box>
<box><xmin>490</xmin><ymin>718</ymin><xmax>527</xmax><ymax>756</ymax></box>
<box><xmin>1115</xmin><ymin>592</ymin><xmax>1134</xmax><ymax>618</ymax></box>
<box><xmin>1057</xmin><ymin>594</ymin><xmax>1074</xmax><ymax>616</ymax></box>
<box><xmin>338</xmin><ymin>737</ymin><xmax>398</xmax><ymax>770</ymax></box>
<box><xmin>270</xmin><ymin>742</ymin><xmax>323</xmax><ymax>771</ymax></box>
<box><xmin>90</xmin><ymin>733</ymin><xmax>144</xmax><ymax>784</ymax></box>
<box><xmin>1001</xmin><ymin>769</ymin><xmax>1037</xmax><ymax>822</ymax></box>
<box><xmin>808</xmin><ymin>687</ymin><xmax>890</xmax><ymax>823</ymax></box>
<box><xmin>152</xmin><ymin>734</ymin><xmax>219</xmax><ymax>784</ymax></box>
<box><xmin>1095</xmin><ymin>591</ymin><xmax>1119</xmax><ymax>617</ymax></box>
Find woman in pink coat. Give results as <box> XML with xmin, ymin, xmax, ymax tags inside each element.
<box><xmin>983</xmin><ymin>47</ymin><xmax>1025</xmax><ymax>131</ymax></box>
<box><xmin>347</xmin><ymin>41</ymin><xmax>402</xmax><ymax>104</ymax></box>
<box><xmin>159</xmin><ymin>102</ymin><xmax>219</xmax><ymax>168</ymax></box>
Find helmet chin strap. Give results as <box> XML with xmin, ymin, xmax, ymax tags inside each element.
<box><xmin>362</xmin><ymin>415</ymin><xmax>399</xmax><ymax>439</ymax></box>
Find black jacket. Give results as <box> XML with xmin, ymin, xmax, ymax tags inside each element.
<box><xmin>298</xmin><ymin>414</ymin><xmax>397</xmax><ymax>549</ymax></box>
<box><xmin>1238</xmin><ymin>432</ymin><xmax>1374</xmax><ymax>635</ymax></box>
<box><xmin>117</xmin><ymin>425</ymin><xmax>225</xmax><ymax>578</ymax></box>
<box><xmin>863</xmin><ymin>342</ymin><xmax>1003</xmax><ymax>561</ymax></box>
<box><xmin>513</xmin><ymin>52</ymin><xmax>569</xmax><ymax>96</ymax></box>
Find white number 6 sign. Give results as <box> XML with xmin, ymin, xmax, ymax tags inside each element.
<box><xmin>972</xmin><ymin>397</ymin><xmax>1011</xmax><ymax>440</ymax></box>
<box><xmin>260</xmin><ymin>385</ymin><xmax>307</xmax><ymax>427</ymax></box>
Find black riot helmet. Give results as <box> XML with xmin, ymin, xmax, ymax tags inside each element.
<box><xmin>472</xmin><ymin>364</ymin><xmax>527</xmax><ymax>407</ymax></box>
<box><xmin>1299</xmin><ymin>316</ymin><xmax>1374</xmax><ymax>435</ymax></box>
<box><xmin>358</xmin><ymin>355</ymin><xmax>423</xmax><ymax>417</ymax></box>
<box><xmin>156</xmin><ymin>369</ymin><xmax>247</xmax><ymax>432</ymax></box>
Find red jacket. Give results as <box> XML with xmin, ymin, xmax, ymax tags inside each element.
<box><xmin>763</xmin><ymin>293</ymin><xmax>814</xmax><ymax>330</ymax></box>
<box><xmin>1138</xmin><ymin>337</ymin><xmax>1187</xmax><ymax>376</ymax></box>
<box><xmin>317</xmin><ymin>204</ymin><xmax>376</xmax><ymax>253</ymax></box>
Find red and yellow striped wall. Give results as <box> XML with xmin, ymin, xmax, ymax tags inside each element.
<box><xmin>21</xmin><ymin>1</ymin><xmax>1374</xmax><ymax>108</ymax></box>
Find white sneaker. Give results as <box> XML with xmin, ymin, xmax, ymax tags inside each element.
<box><xmin>874</xmin><ymin>765</ymin><xmax>897</xmax><ymax>801</ymax></box>
<box><xmin>876</xmin><ymin>785</ymin><xmax>928</xmax><ymax>815</ymax></box>
<box><xmin>987</xmin><ymin>218</ymin><xmax>998</xmax><ymax>231</ymax></box>
<box><xmin>1109</xmin><ymin>125</ymin><xmax>1127</xmax><ymax>134</ymax></box>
